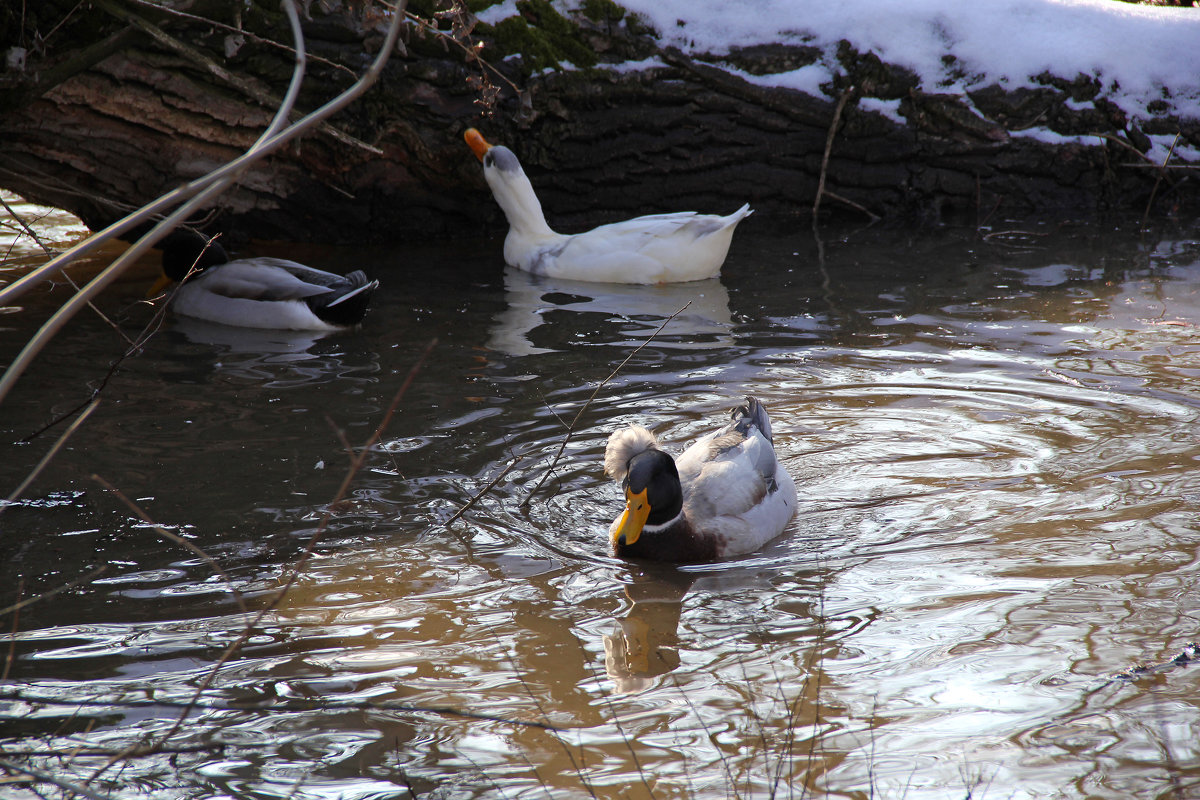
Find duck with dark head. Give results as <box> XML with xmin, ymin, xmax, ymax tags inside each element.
<box><xmin>603</xmin><ymin>396</ymin><xmax>796</xmax><ymax>563</ymax></box>
<box><xmin>147</xmin><ymin>228</ymin><xmax>379</xmax><ymax>331</ymax></box>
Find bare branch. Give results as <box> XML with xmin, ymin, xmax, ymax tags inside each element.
<box><xmin>813</xmin><ymin>85</ymin><xmax>856</xmax><ymax>219</ymax></box>
<box><xmin>439</xmin><ymin>456</ymin><xmax>519</xmax><ymax>530</ymax></box>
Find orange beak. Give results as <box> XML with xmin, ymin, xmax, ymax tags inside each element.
<box><xmin>464</xmin><ymin>128</ymin><xmax>492</xmax><ymax>162</ymax></box>
<box><xmin>612</xmin><ymin>486</ymin><xmax>651</xmax><ymax>548</ymax></box>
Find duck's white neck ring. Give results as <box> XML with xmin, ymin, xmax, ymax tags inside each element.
<box><xmin>643</xmin><ymin>511</ymin><xmax>684</xmax><ymax>534</ymax></box>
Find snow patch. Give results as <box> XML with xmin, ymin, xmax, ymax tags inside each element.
<box><xmin>858</xmin><ymin>97</ymin><xmax>906</xmax><ymax>126</ymax></box>
<box><xmin>478</xmin><ymin>0</ymin><xmax>1200</xmax><ymax>121</ymax></box>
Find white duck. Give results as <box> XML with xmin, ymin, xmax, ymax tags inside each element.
<box><xmin>465</xmin><ymin>128</ymin><xmax>752</xmax><ymax>284</ymax></box>
<box><xmin>603</xmin><ymin>396</ymin><xmax>796</xmax><ymax>562</ymax></box>
<box><xmin>151</xmin><ymin>230</ymin><xmax>379</xmax><ymax>330</ymax></box>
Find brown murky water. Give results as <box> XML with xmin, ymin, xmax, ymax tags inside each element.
<box><xmin>2</xmin><ymin>197</ymin><xmax>1200</xmax><ymax>799</ymax></box>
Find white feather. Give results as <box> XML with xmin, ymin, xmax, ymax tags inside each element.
<box><xmin>603</xmin><ymin>426</ymin><xmax>658</xmax><ymax>482</ymax></box>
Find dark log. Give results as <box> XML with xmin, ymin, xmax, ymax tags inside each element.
<box><xmin>0</xmin><ymin>0</ymin><xmax>1196</xmax><ymax>248</ymax></box>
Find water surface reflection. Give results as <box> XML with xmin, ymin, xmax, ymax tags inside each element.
<box><xmin>2</xmin><ymin>216</ymin><xmax>1200</xmax><ymax>798</ymax></box>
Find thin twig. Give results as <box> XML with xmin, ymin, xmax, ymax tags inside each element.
<box><xmin>0</xmin><ymin>194</ymin><xmax>133</xmax><ymax>343</ymax></box>
<box><xmin>583</xmin><ymin>658</ymin><xmax>659</xmax><ymax>800</ymax></box>
<box><xmin>58</xmin><ymin>269</ymin><xmax>138</xmax><ymax>347</ymax></box>
<box><xmin>15</xmin><ymin>238</ymin><xmax>188</xmax><ymax>445</ymax></box>
<box><xmin>0</xmin><ymin>758</ymin><xmax>115</xmax><ymax>800</ymax></box>
<box><xmin>330</xmin><ymin>338</ymin><xmax>438</xmax><ymax>504</ymax></box>
<box><xmin>519</xmin><ymin>302</ymin><xmax>692</xmax><ymax>508</ymax></box>
<box><xmin>0</xmin><ymin>194</ymin><xmax>54</xmax><ymax>257</ymax></box>
<box><xmin>91</xmin><ymin>476</ymin><xmax>248</xmax><ymax>615</ymax></box>
<box><xmin>1142</xmin><ymin>132</ymin><xmax>1181</xmax><ymax>229</ymax></box>
<box><xmin>822</xmin><ymin>189</ymin><xmax>879</xmax><ymax>222</ymax></box>
<box><xmin>1095</xmin><ymin>132</ymin><xmax>1161</xmax><ymax>164</ymax></box>
<box><xmin>124</xmin><ymin>0</ymin><xmax>359</xmax><ymax>79</ymax></box>
<box><xmin>0</xmin><ymin>566</ymin><xmax>109</xmax><ymax>618</ymax></box>
<box><xmin>1119</xmin><ymin>162</ymin><xmax>1200</xmax><ymax>170</ymax></box>
<box><xmin>402</xmin><ymin>6</ymin><xmax>522</xmax><ymax>99</ymax></box>
<box><xmin>2</xmin><ymin>578</ymin><xmax>21</xmax><ymax>682</ymax></box>
<box><xmin>0</xmin><ymin>745</ymin><xmax>216</xmax><ymax>758</ymax></box>
<box><xmin>670</xmin><ymin>673</ymin><xmax>740</xmax><ymax>797</ymax></box>
<box><xmin>2</xmin><ymin>400</ymin><xmax>101</xmax><ymax>512</ymax></box>
<box><xmin>439</xmin><ymin>456</ymin><xmax>519</xmax><ymax>529</ymax></box>
<box><xmin>146</xmin><ymin>336</ymin><xmax>435</xmax><ymax>753</ymax></box>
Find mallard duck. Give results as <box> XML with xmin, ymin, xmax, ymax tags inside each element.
<box><xmin>152</xmin><ymin>230</ymin><xmax>378</xmax><ymax>330</ymax></box>
<box><xmin>603</xmin><ymin>396</ymin><xmax>796</xmax><ymax>562</ymax></box>
<box><xmin>464</xmin><ymin>128</ymin><xmax>752</xmax><ymax>284</ymax></box>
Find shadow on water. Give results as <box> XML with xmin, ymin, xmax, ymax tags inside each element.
<box><xmin>3</xmin><ymin>208</ymin><xmax>1200</xmax><ymax>798</ymax></box>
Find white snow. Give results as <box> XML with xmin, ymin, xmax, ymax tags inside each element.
<box><xmin>1011</xmin><ymin>127</ymin><xmax>1093</xmax><ymax>146</ymax></box>
<box><xmin>478</xmin><ymin>0</ymin><xmax>1200</xmax><ymax>123</ymax></box>
<box><xmin>858</xmin><ymin>97</ymin><xmax>907</xmax><ymax>126</ymax></box>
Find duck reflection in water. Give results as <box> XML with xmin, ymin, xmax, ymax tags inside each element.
<box><xmin>164</xmin><ymin>316</ymin><xmax>381</xmax><ymax>388</ymax></box>
<box><xmin>604</xmin><ymin>566</ymin><xmax>696</xmax><ymax>693</ymax></box>
<box><xmin>488</xmin><ymin>268</ymin><xmax>734</xmax><ymax>357</ymax></box>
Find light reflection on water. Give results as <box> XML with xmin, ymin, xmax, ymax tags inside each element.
<box><xmin>2</xmin><ymin>209</ymin><xmax>1200</xmax><ymax>798</ymax></box>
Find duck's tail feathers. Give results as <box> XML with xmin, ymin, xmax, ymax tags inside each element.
<box><xmin>308</xmin><ymin>271</ymin><xmax>379</xmax><ymax>326</ymax></box>
<box><xmin>325</xmin><ymin>276</ymin><xmax>380</xmax><ymax>308</ymax></box>
<box><xmin>731</xmin><ymin>395</ymin><xmax>772</xmax><ymax>445</ymax></box>
<box><xmin>604</xmin><ymin>426</ymin><xmax>659</xmax><ymax>482</ymax></box>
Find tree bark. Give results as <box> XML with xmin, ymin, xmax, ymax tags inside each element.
<box><xmin>0</xmin><ymin>1</ymin><xmax>1196</xmax><ymax>247</ymax></box>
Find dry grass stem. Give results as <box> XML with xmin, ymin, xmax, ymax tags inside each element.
<box><xmin>520</xmin><ymin>301</ymin><xmax>693</xmax><ymax>508</ymax></box>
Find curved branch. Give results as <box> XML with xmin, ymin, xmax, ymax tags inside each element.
<box><xmin>0</xmin><ymin>0</ymin><xmax>406</xmax><ymax>407</ymax></box>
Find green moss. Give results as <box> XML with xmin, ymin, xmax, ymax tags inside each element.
<box><xmin>581</xmin><ymin>0</ymin><xmax>625</xmax><ymax>23</ymax></box>
<box><xmin>490</xmin><ymin>0</ymin><xmax>597</xmax><ymax>76</ymax></box>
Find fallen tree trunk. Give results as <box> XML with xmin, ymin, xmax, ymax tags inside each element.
<box><xmin>0</xmin><ymin>0</ymin><xmax>1196</xmax><ymax>247</ymax></box>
